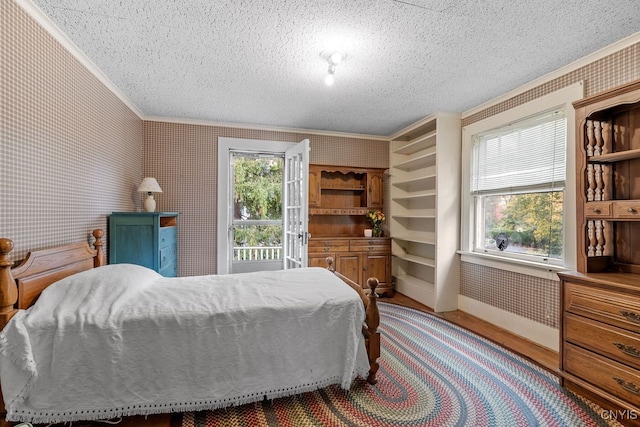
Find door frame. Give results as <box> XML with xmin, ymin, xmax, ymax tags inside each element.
<box><xmin>217</xmin><ymin>137</ymin><xmax>297</xmax><ymax>274</ymax></box>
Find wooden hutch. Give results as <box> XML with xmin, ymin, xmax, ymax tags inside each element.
<box><xmin>558</xmin><ymin>79</ymin><xmax>640</xmax><ymax>423</ymax></box>
<box><xmin>307</xmin><ymin>165</ymin><xmax>392</xmax><ymax>296</ymax></box>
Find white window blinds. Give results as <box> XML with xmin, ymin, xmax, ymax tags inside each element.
<box><xmin>472</xmin><ymin>110</ymin><xmax>567</xmax><ymax>195</ymax></box>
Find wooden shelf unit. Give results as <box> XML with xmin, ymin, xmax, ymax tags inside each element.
<box><xmin>389</xmin><ymin>113</ymin><xmax>461</xmax><ymax>312</ymax></box>
<box><xmin>559</xmin><ymin>79</ymin><xmax>640</xmax><ymax>422</ymax></box>
<box><xmin>308</xmin><ymin>165</ymin><xmax>392</xmax><ymax>296</ymax></box>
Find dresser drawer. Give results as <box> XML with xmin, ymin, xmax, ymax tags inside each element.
<box><xmin>308</xmin><ymin>239</ymin><xmax>349</xmax><ymax>253</ymax></box>
<box><xmin>615</xmin><ymin>201</ymin><xmax>640</xmax><ymax>219</ymax></box>
<box><xmin>564</xmin><ymin>281</ymin><xmax>640</xmax><ymax>332</ymax></box>
<box><xmin>565</xmin><ymin>313</ymin><xmax>640</xmax><ymax>370</ymax></box>
<box><xmin>159</xmin><ymin>226</ymin><xmax>177</xmax><ymax>248</ymax></box>
<box><xmin>565</xmin><ymin>343</ymin><xmax>640</xmax><ymax>406</ymax></box>
<box><xmin>349</xmin><ymin>238</ymin><xmax>390</xmax><ymax>252</ymax></box>
<box><xmin>160</xmin><ymin>244</ymin><xmax>177</xmax><ymax>269</ymax></box>
<box><xmin>585</xmin><ymin>201</ymin><xmax>612</xmax><ymax>218</ymax></box>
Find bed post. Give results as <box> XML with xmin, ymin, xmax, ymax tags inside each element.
<box><xmin>365</xmin><ymin>278</ymin><xmax>380</xmax><ymax>385</ymax></box>
<box><xmin>92</xmin><ymin>229</ymin><xmax>106</xmax><ymax>267</ymax></box>
<box><xmin>0</xmin><ymin>238</ymin><xmax>18</xmax><ymax>331</ymax></box>
<box><xmin>0</xmin><ymin>239</ymin><xmax>16</xmax><ymax>427</ymax></box>
<box><xmin>325</xmin><ymin>257</ymin><xmax>380</xmax><ymax>385</ymax></box>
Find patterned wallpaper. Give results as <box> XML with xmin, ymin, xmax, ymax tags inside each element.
<box><xmin>463</xmin><ymin>42</ymin><xmax>640</xmax><ymax>126</ymax></box>
<box><xmin>460</xmin><ymin>41</ymin><xmax>640</xmax><ymax>327</ymax></box>
<box><xmin>4</xmin><ymin>0</ymin><xmax>640</xmax><ymax>331</ymax></box>
<box><xmin>143</xmin><ymin>121</ymin><xmax>389</xmax><ymax>276</ymax></box>
<box><xmin>1</xmin><ymin>0</ymin><xmax>142</xmax><ymax>262</ymax></box>
<box><xmin>2</xmin><ymin>0</ymin><xmax>388</xmax><ymax>274</ymax></box>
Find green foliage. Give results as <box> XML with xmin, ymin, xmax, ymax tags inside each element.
<box><xmin>233</xmin><ymin>155</ymin><xmax>283</xmax><ymax>248</ymax></box>
<box><xmin>233</xmin><ymin>156</ymin><xmax>283</xmax><ymax>220</ymax></box>
<box><xmin>486</xmin><ymin>191</ymin><xmax>563</xmax><ymax>257</ymax></box>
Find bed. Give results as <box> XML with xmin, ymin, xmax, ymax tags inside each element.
<box><xmin>0</xmin><ymin>229</ymin><xmax>380</xmax><ymax>424</ymax></box>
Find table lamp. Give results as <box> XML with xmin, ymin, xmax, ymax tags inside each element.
<box><xmin>138</xmin><ymin>177</ymin><xmax>163</xmax><ymax>212</ymax></box>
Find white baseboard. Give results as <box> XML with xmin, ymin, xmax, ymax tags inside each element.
<box><xmin>458</xmin><ymin>295</ymin><xmax>559</xmax><ymax>352</ymax></box>
<box><xmin>395</xmin><ymin>277</ymin><xmax>434</xmax><ymax>309</ymax></box>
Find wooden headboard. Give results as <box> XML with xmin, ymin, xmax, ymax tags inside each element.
<box><xmin>0</xmin><ymin>229</ymin><xmax>105</xmax><ymax>330</ymax></box>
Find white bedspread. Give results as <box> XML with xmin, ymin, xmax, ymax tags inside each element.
<box><xmin>0</xmin><ymin>264</ymin><xmax>370</xmax><ymax>423</ymax></box>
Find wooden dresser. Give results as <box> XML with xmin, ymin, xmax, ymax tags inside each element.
<box><xmin>109</xmin><ymin>212</ymin><xmax>179</xmax><ymax>277</ymax></box>
<box><xmin>559</xmin><ymin>79</ymin><xmax>640</xmax><ymax>422</ymax></box>
<box><xmin>308</xmin><ymin>236</ymin><xmax>392</xmax><ymax>296</ymax></box>
<box><xmin>558</xmin><ymin>271</ymin><xmax>640</xmax><ymax>417</ymax></box>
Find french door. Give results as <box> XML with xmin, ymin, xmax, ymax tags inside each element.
<box><xmin>283</xmin><ymin>139</ymin><xmax>310</xmax><ymax>269</ymax></box>
<box><xmin>217</xmin><ymin>138</ymin><xmax>309</xmax><ymax>274</ymax></box>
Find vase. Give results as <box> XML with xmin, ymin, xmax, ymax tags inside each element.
<box><xmin>373</xmin><ymin>224</ymin><xmax>383</xmax><ymax>237</ymax></box>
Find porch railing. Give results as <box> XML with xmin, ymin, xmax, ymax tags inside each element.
<box><xmin>233</xmin><ymin>246</ymin><xmax>283</xmax><ymax>261</ymax></box>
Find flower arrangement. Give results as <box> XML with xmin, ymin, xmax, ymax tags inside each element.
<box><xmin>366</xmin><ymin>210</ymin><xmax>386</xmax><ymax>237</ymax></box>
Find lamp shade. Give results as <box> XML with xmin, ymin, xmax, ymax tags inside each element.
<box><xmin>137</xmin><ymin>177</ymin><xmax>163</xmax><ymax>194</ymax></box>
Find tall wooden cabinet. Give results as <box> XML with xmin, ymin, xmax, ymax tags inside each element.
<box><xmin>558</xmin><ymin>79</ymin><xmax>640</xmax><ymax>421</ymax></box>
<box><xmin>307</xmin><ymin>165</ymin><xmax>392</xmax><ymax>296</ymax></box>
<box><xmin>389</xmin><ymin>113</ymin><xmax>461</xmax><ymax>312</ymax></box>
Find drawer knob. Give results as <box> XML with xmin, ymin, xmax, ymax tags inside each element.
<box><xmin>613</xmin><ymin>342</ymin><xmax>640</xmax><ymax>358</ymax></box>
<box><xmin>324</xmin><ymin>241</ymin><xmax>330</xmax><ymax>246</ymax></box>
<box><xmin>323</xmin><ymin>247</ymin><xmax>329</xmax><ymax>252</ymax></box>
<box><xmin>620</xmin><ymin>310</ymin><xmax>640</xmax><ymax>324</ymax></box>
<box><xmin>627</xmin><ymin>207</ymin><xmax>637</xmax><ymax>214</ymax></box>
<box><xmin>613</xmin><ymin>377</ymin><xmax>640</xmax><ymax>395</ymax></box>
<box><xmin>592</xmin><ymin>208</ymin><xmax>601</xmax><ymax>214</ymax></box>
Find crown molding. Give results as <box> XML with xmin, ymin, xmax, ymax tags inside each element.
<box><xmin>462</xmin><ymin>31</ymin><xmax>640</xmax><ymax>118</ymax></box>
<box><xmin>22</xmin><ymin>0</ymin><xmax>635</xmax><ymax>139</ymax></box>
<box><xmin>16</xmin><ymin>0</ymin><xmax>145</xmax><ymax>119</ymax></box>
<box><xmin>16</xmin><ymin>1</ymin><xmax>389</xmax><ymax>141</ymax></box>
<box><xmin>144</xmin><ymin>116</ymin><xmax>390</xmax><ymax>141</ymax></box>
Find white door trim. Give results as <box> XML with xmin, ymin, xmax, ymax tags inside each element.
<box><xmin>217</xmin><ymin>137</ymin><xmax>297</xmax><ymax>274</ymax></box>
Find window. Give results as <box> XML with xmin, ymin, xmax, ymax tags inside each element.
<box><xmin>471</xmin><ymin>109</ymin><xmax>567</xmax><ymax>264</ymax></box>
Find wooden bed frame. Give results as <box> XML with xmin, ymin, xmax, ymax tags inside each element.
<box><xmin>0</xmin><ymin>229</ymin><xmax>380</xmax><ymax>425</ymax></box>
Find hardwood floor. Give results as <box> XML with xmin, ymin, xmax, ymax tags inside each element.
<box><xmin>39</xmin><ymin>292</ymin><xmax>559</xmax><ymax>427</ymax></box>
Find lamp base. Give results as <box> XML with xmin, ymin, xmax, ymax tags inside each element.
<box><xmin>143</xmin><ymin>194</ymin><xmax>156</xmax><ymax>212</ymax></box>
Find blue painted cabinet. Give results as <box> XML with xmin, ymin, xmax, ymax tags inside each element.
<box><xmin>109</xmin><ymin>212</ymin><xmax>179</xmax><ymax>277</ymax></box>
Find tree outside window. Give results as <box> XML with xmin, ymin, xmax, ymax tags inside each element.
<box><xmin>232</xmin><ymin>154</ymin><xmax>283</xmax><ymax>256</ymax></box>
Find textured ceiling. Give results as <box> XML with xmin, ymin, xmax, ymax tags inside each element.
<box><xmin>30</xmin><ymin>0</ymin><xmax>640</xmax><ymax>136</ymax></box>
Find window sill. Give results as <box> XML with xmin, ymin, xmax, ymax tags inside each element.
<box><xmin>458</xmin><ymin>250</ymin><xmax>569</xmax><ymax>281</ymax></box>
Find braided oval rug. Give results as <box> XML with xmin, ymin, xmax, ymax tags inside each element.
<box><xmin>182</xmin><ymin>302</ymin><xmax>620</xmax><ymax>427</ymax></box>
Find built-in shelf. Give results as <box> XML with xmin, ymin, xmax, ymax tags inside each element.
<box><xmin>587</xmin><ymin>148</ymin><xmax>640</xmax><ymax>163</ymax></box>
<box><xmin>391</xmin><ymin>190</ymin><xmax>437</xmax><ymax>202</ymax></box>
<box><xmin>393</xmin><ymin>131</ymin><xmax>437</xmax><ymax>155</ymax></box>
<box><xmin>394</xmin><ymin>146</ymin><xmax>437</xmax><ymax>171</ymax></box>
<box><xmin>396</xmin><ymin>272</ymin><xmax>434</xmax><ymax>286</ymax></box>
<box><xmin>392</xmin><ymin>234</ymin><xmax>436</xmax><ymax>246</ymax></box>
<box><xmin>393</xmin><ymin>252</ymin><xmax>436</xmax><ymax>267</ymax></box>
<box><xmin>392</xmin><ymin>174</ymin><xmax>436</xmax><ymax>190</ymax></box>
<box><xmin>393</xmin><ymin>211</ymin><xmax>436</xmax><ymax>219</ymax></box>
<box><xmin>389</xmin><ymin>112</ymin><xmax>461</xmax><ymax>312</ymax></box>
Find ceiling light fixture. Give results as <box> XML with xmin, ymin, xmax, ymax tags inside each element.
<box><xmin>321</xmin><ymin>50</ymin><xmax>346</xmax><ymax>86</ymax></box>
